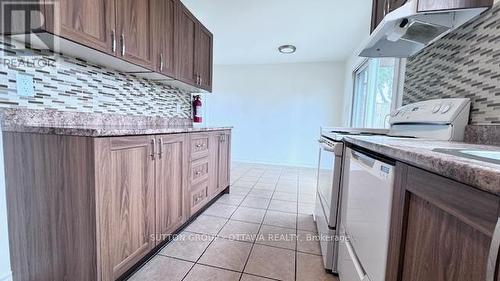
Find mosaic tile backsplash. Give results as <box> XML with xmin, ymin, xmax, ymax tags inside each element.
<box><xmin>0</xmin><ymin>40</ymin><xmax>193</xmax><ymax>119</ymax></box>
<box><xmin>404</xmin><ymin>2</ymin><xmax>500</xmax><ymax>125</ymax></box>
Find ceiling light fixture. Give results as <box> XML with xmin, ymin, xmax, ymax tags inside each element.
<box><xmin>278</xmin><ymin>45</ymin><xmax>296</xmax><ymax>54</ymax></box>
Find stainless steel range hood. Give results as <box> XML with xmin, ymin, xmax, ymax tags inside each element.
<box><xmin>360</xmin><ymin>1</ymin><xmax>489</xmax><ymax>58</ymax></box>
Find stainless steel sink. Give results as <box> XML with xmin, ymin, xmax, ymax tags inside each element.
<box><xmin>433</xmin><ymin>148</ymin><xmax>500</xmax><ymax>165</ymax></box>
<box><xmin>461</xmin><ymin>150</ymin><xmax>500</xmax><ymax>161</ymax></box>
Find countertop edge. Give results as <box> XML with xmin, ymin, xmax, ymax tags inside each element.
<box><xmin>1</xmin><ymin>125</ymin><xmax>233</xmax><ymax>137</ymax></box>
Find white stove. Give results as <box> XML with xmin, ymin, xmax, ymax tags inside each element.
<box><xmin>321</xmin><ymin>128</ymin><xmax>389</xmax><ymax>142</ymax></box>
<box><xmin>315</xmin><ymin>98</ymin><xmax>472</xmax><ymax>276</ymax></box>
<box><xmin>315</xmin><ymin>127</ymin><xmax>389</xmax><ymax>273</ymax></box>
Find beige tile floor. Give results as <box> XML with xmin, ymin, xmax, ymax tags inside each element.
<box><xmin>129</xmin><ymin>162</ymin><xmax>339</xmax><ymax>281</ymax></box>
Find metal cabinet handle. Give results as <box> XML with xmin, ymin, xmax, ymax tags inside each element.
<box><xmin>151</xmin><ymin>139</ymin><xmax>156</xmax><ymax>160</ymax></box>
<box><xmin>158</xmin><ymin>138</ymin><xmax>163</xmax><ymax>158</ymax></box>
<box><xmin>195</xmin><ymin>171</ymin><xmax>202</xmax><ymax>175</ymax></box>
<box><xmin>111</xmin><ymin>30</ymin><xmax>116</xmax><ymax>53</ymax></box>
<box><xmin>196</xmin><ymin>144</ymin><xmax>202</xmax><ymax>148</ymax></box>
<box><xmin>160</xmin><ymin>53</ymin><xmax>164</xmax><ymax>72</ymax></box>
<box><xmin>487</xmin><ymin>217</ymin><xmax>500</xmax><ymax>281</ymax></box>
<box><xmin>121</xmin><ymin>33</ymin><xmax>126</xmax><ymax>56</ymax></box>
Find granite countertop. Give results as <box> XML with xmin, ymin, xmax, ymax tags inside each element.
<box><xmin>344</xmin><ymin>136</ymin><xmax>500</xmax><ymax>196</ymax></box>
<box><xmin>1</xmin><ymin>124</ymin><xmax>232</xmax><ymax>137</ymax></box>
<box><xmin>0</xmin><ymin>108</ymin><xmax>231</xmax><ymax>137</ymax></box>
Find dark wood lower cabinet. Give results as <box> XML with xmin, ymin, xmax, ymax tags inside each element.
<box><xmin>96</xmin><ymin>136</ymin><xmax>156</xmax><ymax>281</ymax></box>
<box><xmin>387</xmin><ymin>163</ymin><xmax>500</xmax><ymax>281</ymax></box>
<box><xmin>155</xmin><ymin>134</ymin><xmax>189</xmax><ymax>244</ymax></box>
<box><xmin>217</xmin><ymin>131</ymin><xmax>231</xmax><ymax>192</ymax></box>
<box><xmin>189</xmin><ymin>131</ymin><xmax>231</xmax><ymax>217</ymax></box>
<box><xmin>3</xmin><ymin>133</ymin><xmax>98</xmax><ymax>281</ymax></box>
<box><xmin>3</xmin><ymin>130</ymin><xmax>231</xmax><ymax>281</ymax></box>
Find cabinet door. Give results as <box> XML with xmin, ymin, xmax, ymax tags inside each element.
<box><xmin>57</xmin><ymin>0</ymin><xmax>116</xmax><ymax>53</ymax></box>
<box><xmin>155</xmin><ymin>134</ymin><xmax>188</xmax><ymax>244</ymax></box>
<box><xmin>116</xmin><ymin>0</ymin><xmax>153</xmax><ymax>68</ymax></box>
<box><xmin>176</xmin><ymin>3</ymin><xmax>198</xmax><ymax>86</ymax></box>
<box><xmin>371</xmin><ymin>0</ymin><xmax>387</xmax><ymax>32</ymax></box>
<box><xmin>153</xmin><ymin>0</ymin><xmax>176</xmax><ymax>77</ymax></box>
<box><xmin>217</xmin><ymin>132</ymin><xmax>231</xmax><ymax>191</ymax></box>
<box><xmin>196</xmin><ymin>23</ymin><xmax>213</xmax><ymax>91</ymax></box>
<box><xmin>388</xmin><ymin>0</ymin><xmax>406</xmax><ymax>12</ymax></box>
<box><xmin>386</xmin><ymin>164</ymin><xmax>500</xmax><ymax>281</ymax></box>
<box><xmin>97</xmin><ymin>136</ymin><xmax>155</xmax><ymax>280</ymax></box>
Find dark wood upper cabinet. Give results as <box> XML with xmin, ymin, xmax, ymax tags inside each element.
<box><xmin>371</xmin><ymin>0</ymin><xmax>407</xmax><ymax>32</ymax></box>
<box><xmin>115</xmin><ymin>0</ymin><xmax>154</xmax><ymax>68</ymax></box>
<box><xmin>176</xmin><ymin>3</ymin><xmax>198</xmax><ymax>86</ymax></box>
<box><xmin>388</xmin><ymin>0</ymin><xmax>407</xmax><ymax>11</ymax></box>
<box><xmin>386</xmin><ymin>163</ymin><xmax>500</xmax><ymax>281</ymax></box>
<box><xmin>371</xmin><ymin>0</ymin><xmax>388</xmax><ymax>33</ymax></box>
<box><xmin>56</xmin><ymin>0</ymin><xmax>116</xmax><ymax>53</ymax></box>
<box><xmin>153</xmin><ymin>0</ymin><xmax>177</xmax><ymax>77</ymax></box>
<box><xmin>196</xmin><ymin>23</ymin><xmax>213</xmax><ymax>92</ymax></box>
<box><xmin>176</xmin><ymin>3</ymin><xmax>214</xmax><ymax>91</ymax></box>
<box><xmin>0</xmin><ymin>0</ymin><xmax>214</xmax><ymax>91</ymax></box>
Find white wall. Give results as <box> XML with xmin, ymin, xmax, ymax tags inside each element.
<box><xmin>204</xmin><ymin>62</ymin><xmax>345</xmax><ymax>167</ymax></box>
<box><xmin>0</xmin><ymin>131</ymin><xmax>12</xmax><ymax>281</ymax></box>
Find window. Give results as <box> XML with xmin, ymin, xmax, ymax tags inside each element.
<box><xmin>351</xmin><ymin>58</ymin><xmax>400</xmax><ymax>128</ymax></box>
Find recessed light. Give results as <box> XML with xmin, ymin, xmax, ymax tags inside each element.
<box><xmin>278</xmin><ymin>45</ymin><xmax>296</xmax><ymax>54</ymax></box>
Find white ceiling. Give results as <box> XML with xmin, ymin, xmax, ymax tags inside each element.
<box><xmin>181</xmin><ymin>0</ymin><xmax>372</xmax><ymax>65</ymax></box>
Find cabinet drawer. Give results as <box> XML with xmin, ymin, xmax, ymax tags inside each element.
<box><xmin>191</xmin><ymin>158</ymin><xmax>209</xmax><ymax>184</ymax></box>
<box><xmin>191</xmin><ymin>134</ymin><xmax>209</xmax><ymax>160</ymax></box>
<box><xmin>190</xmin><ymin>181</ymin><xmax>210</xmax><ymax>215</ymax></box>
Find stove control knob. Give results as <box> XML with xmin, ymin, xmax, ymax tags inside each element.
<box><xmin>441</xmin><ymin>104</ymin><xmax>451</xmax><ymax>114</ymax></box>
<box><xmin>432</xmin><ymin>104</ymin><xmax>441</xmax><ymax>113</ymax></box>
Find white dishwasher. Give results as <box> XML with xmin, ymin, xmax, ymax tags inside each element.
<box><xmin>338</xmin><ymin>147</ymin><xmax>395</xmax><ymax>281</ymax></box>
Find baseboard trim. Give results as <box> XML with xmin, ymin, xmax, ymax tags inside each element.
<box><xmin>116</xmin><ymin>187</ymin><xmax>229</xmax><ymax>281</ymax></box>
<box><xmin>232</xmin><ymin>159</ymin><xmax>316</xmax><ymax>169</ymax></box>
<box><xmin>0</xmin><ymin>271</ymin><xmax>12</xmax><ymax>281</ymax></box>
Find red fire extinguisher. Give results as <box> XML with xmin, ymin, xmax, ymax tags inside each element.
<box><xmin>193</xmin><ymin>95</ymin><xmax>202</xmax><ymax>123</ymax></box>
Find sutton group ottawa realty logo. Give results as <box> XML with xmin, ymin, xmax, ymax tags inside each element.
<box><xmin>0</xmin><ymin>1</ymin><xmax>59</xmax><ymax>68</ymax></box>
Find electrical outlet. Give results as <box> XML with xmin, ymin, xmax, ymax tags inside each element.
<box><xmin>16</xmin><ymin>73</ymin><xmax>34</xmax><ymax>97</ymax></box>
<box><xmin>176</xmin><ymin>103</ymin><xmax>182</xmax><ymax>114</ymax></box>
